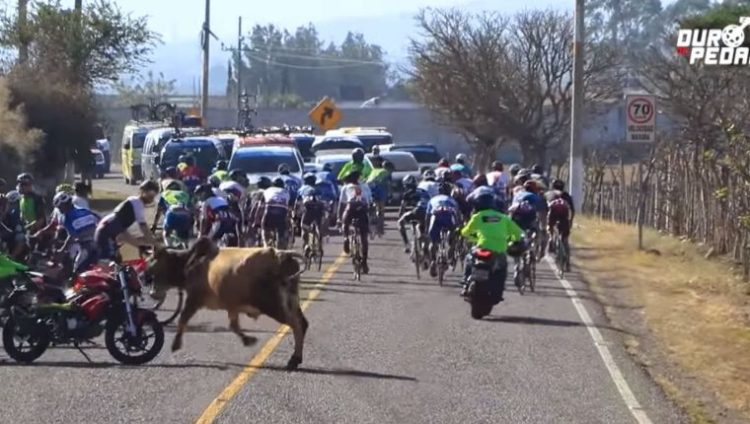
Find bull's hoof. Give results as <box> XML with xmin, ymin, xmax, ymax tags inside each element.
<box><xmin>285</xmin><ymin>355</ymin><xmax>302</xmax><ymax>371</ymax></box>
<box><xmin>241</xmin><ymin>335</ymin><xmax>258</xmax><ymax>346</ymax></box>
<box><xmin>171</xmin><ymin>338</ymin><xmax>183</xmax><ymax>352</ymax></box>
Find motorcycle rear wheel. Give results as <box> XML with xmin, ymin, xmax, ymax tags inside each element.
<box><xmin>105</xmin><ymin>313</ymin><xmax>164</xmax><ymax>365</ymax></box>
<box><xmin>2</xmin><ymin>317</ymin><xmax>50</xmax><ymax>363</ymax></box>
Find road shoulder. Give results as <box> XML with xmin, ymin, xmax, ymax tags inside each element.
<box><xmin>572</xmin><ymin>216</ymin><xmax>750</xmax><ymax>424</ymax></box>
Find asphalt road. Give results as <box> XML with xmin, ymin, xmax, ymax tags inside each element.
<box><xmin>0</xmin><ymin>174</ymin><xmax>686</xmax><ymax>423</ymax></box>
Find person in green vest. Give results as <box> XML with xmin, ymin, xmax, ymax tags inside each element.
<box><xmin>210</xmin><ymin>160</ymin><xmax>230</xmax><ymax>182</ymax></box>
<box><xmin>338</xmin><ymin>148</ymin><xmax>372</xmax><ymax>182</ymax></box>
<box><xmin>152</xmin><ymin>181</ymin><xmax>192</xmax><ymax>234</ymax></box>
<box><xmin>366</xmin><ymin>159</ymin><xmax>394</xmax><ymax>236</ymax></box>
<box><xmin>16</xmin><ymin>173</ymin><xmax>46</xmax><ymax>234</ymax></box>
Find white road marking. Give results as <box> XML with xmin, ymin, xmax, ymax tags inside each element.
<box><xmin>544</xmin><ymin>257</ymin><xmax>653</xmax><ymax>424</ymax></box>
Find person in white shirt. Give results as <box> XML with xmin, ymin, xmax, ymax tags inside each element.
<box><xmin>262</xmin><ymin>178</ymin><xmax>291</xmax><ymax>249</ymax></box>
<box><xmin>486</xmin><ymin>161</ymin><xmax>510</xmax><ymax>206</ymax></box>
<box><xmin>72</xmin><ymin>182</ymin><xmax>90</xmax><ymax>210</ymax></box>
<box><xmin>338</xmin><ymin>170</ymin><xmax>373</xmax><ymax>273</ymax></box>
<box><xmin>96</xmin><ymin>137</ymin><xmax>111</xmax><ymax>173</ymax></box>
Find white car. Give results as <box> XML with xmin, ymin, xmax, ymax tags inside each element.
<box><xmin>312</xmin><ymin>136</ymin><xmax>365</xmax><ymax>157</ymax></box>
<box><xmin>229</xmin><ymin>145</ymin><xmax>304</xmax><ymax>185</ymax></box>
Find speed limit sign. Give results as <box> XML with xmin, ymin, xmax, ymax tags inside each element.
<box><xmin>626</xmin><ymin>95</ymin><xmax>656</xmax><ymax>143</ymax></box>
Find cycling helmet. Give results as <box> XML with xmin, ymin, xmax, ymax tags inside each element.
<box><xmin>215</xmin><ymin>160</ymin><xmax>228</xmax><ymax>171</ymax></box>
<box><xmin>509</xmin><ymin>164</ymin><xmax>521</xmax><ymax>176</ymax></box>
<box><xmin>303</xmin><ymin>173</ymin><xmax>317</xmax><ymax>185</ymax></box>
<box><xmin>229</xmin><ymin>169</ymin><xmax>244</xmax><ymax>182</ymax></box>
<box><xmin>524</xmin><ymin>180</ymin><xmax>539</xmax><ymax>192</ymax></box>
<box><xmin>164</xmin><ymin>166</ymin><xmax>179</xmax><ymax>179</ymax></box>
<box><xmin>473</xmin><ymin>174</ymin><xmax>488</xmax><ymax>187</ymax></box>
<box><xmin>178</xmin><ymin>155</ymin><xmax>188</xmax><ymax>163</ymax></box>
<box><xmin>278</xmin><ymin>163</ymin><xmax>290</xmax><ymax>175</ymax></box>
<box><xmin>517</xmin><ymin>168</ymin><xmax>531</xmax><ymax>178</ymax></box>
<box><xmin>209</xmin><ymin>175</ymin><xmax>222</xmax><ymax>188</ymax></box>
<box><xmin>438</xmin><ymin>182</ymin><xmax>452</xmax><ymax>196</ymax></box>
<box><xmin>455</xmin><ymin>153</ymin><xmax>468</xmax><ymax>164</ymax></box>
<box><xmin>257</xmin><ymin>176</ymin><xmax>272</xmax><ymax>190</ymax></box>
<box><xmin>53</xmin><ymin>192</ymin><xmax>72</xmax><ymax>208</ymax></box>
<box><xmin>552</xmin><ymin>179</ymin><xmax>565</xmax><ymax>191</ymax></box>
<box><xmin>5</xmin><ymin>190</ymin><xmax>20</xmax><ymax>203</ymax></box>
<box><xmin>16</xmin><ymin>173</ymin><xmax>33</xmax><ymax>184</ymax></box>
<box><xmin>492</xmin><ymin>161</ymin><xmax>503</xmax><ymax>172</ymax></box>
<box><xmin>352</xmin><ymin>148</ymin><xmax>365</xmax><ymax>161</ymax></box>
<box><xmin>473</xmin><ymin>193</ymin><xmax>495</xmax><ymax>211</ymax></box>
<box><xmin>383</xmin><ymin>160</ymin><xmax>395</xmax><ymax>172</ymax></box>
<box><xmin>531</xmin><ymin>164</ymin><xmax>544</xmax><ymax>175</ymax></box>
<box><xmin>422</xmin><ymin>169</ymin><xmax>436</xmax><ymax>181</ymax></box>
<box><xmin>345</xmin><ymin>170</ymin><xmax>361</xmax><ymax>183</ymax></box>
<box><xmin>194</xmin><ymin>183</ymin><xmax>213</xmax><ymax>198</ymax></box>
<box><xmin>183</xmin><ymin>156</ymin><xmax>195</xmax><ymax>166</ymax></box>
<box><xmin>165</xmin><ymin>181</ymin><xmax>183</xmax><ymax>191</ymax></box>
<box><xmin>438</xmin><ymin>158</ymin><xmax>450</xmax><ymax>167</ymax></box>
<box><xmin>322</xmin><ymin>163</ymin><xmax>333</xmax><ymax>172</ymax></box>
<box><xmin>55</xmin><ymin>183</ymin><xmax>75</xmax><ymax>195</ymax></box>
<box><xmin>140</xmin><ymin>180</ymin><xmax>160</xmax><ymax>193</ymax></box>
<box><xmin>402</xmin><ymin>175</ymin><xmax>417</xmax><ymax>189</ymax></box>
<box><xmin>272</xmin><ymin>177</ymin><xmax>285</xmax><ymax>188</ymax></box>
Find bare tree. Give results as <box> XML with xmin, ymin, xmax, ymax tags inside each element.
<box><xmin>408</xmin><ymin>8</ymin><xmax>621</xmax><ymax>169</ymax></box>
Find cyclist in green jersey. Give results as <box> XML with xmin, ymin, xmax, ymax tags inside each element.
<box><xmin>17</xmin><ymin>173</ymin><xmax>46</xmax><ymax>234</ymax></box>
<box><xmin>210</xmin><ymin>160</ymin><xmax>230</xmax><ymax>182</ymax></box>
<box><xmin>338</xmin><ymin>148</ymin><xmax>372</xmax><ymax>182</ymax></box>
<box><xmin>460</xmin><ymin>194</ymin><xmax>523</xmax><ymax>300</ymax></box>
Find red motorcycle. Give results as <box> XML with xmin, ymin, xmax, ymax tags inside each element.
<box><xmin>2</xmin><ymin>262</ymin><xmax>164</xmax><ymax>365</ymax></box>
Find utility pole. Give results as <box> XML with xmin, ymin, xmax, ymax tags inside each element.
<box><xmin>236</xmin><ymin>16</ymin><xmax>243</xmax><ymax>126</ymax></box>
<box><xmin>201</xmin><ymin>0</ymin><xmax>210</xmax><ymax>122</ymax></box>
<box><xmin>74</xmin><ymin>0</ymin><xmax>82</xmax><ymax>10</ymax></box>
<box><xmin>569</xmin><ymin>0</ymin><xmax>585</xmax><ymax>212</ymax></box>
<box><xmin>17</xmin><ymin>0</ymin><xmax>28</xmax><ymax>64</ymax></box>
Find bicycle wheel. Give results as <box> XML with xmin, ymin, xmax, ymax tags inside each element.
<box><xmin>411</xmin><ymin>225</ymin><xmax>421</xmax><ymax>279</ymax></box>
<box><xmin>528</xmin><ymin>251</ymin><xmax>537</xmax><ymax>293</ymax></box>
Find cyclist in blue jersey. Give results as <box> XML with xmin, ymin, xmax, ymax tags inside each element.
<box><xmin>52</xmin><ymin>192</ymin><xmax>100</xmax><ymax>273</ymax></box>
<box><xmin>426</xmin><ymin>182</ymin><xmax>461</xmax><ymax>277</ymax></box>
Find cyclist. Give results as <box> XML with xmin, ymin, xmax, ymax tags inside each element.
<box><xmin>180</xmin><ymin>155</ymin><xmax>203</xmax><ymax>194</ymax></box>
<box><xmin>459</xmin><ymin>193</ymin><xmax>523</xmax><ymax>301</ymax></box>
<box><xmin>262</xmin><ymin>177</ymin><xmax>291</xmax><ymax>249</ymax></box>
<box><xmin>418</xmin><ymin>169</ymin><xmax>440</xmax><ymax>198</ymax></box>
<box><xmin>397</xmin><ymin>175</ymin><xmax>430</xmax><ymax>255</ymax></box>
<box><xmin>195</xmin><ymin>183</ymin><xmax>239</xmax><ymax>246</ymax></box>
<box><xmin>246</xmin><ymin>176</ymin><xmax>272</xmax><ymax>246</ymax></box>
<box><xmin>95</xmin><ymin>181</ymin><xmax>159</xmax><ymax>261</ymax></box>
<box><xmin>51</xmin><ymin>192</ymin><xmax>100</xmax><ymax>273</ymax></box>
<box><xmin>427</xmin><ymin>182</ymin><xmax>461</xmax><ymax>277</ymax></box>
<box><xmin>298</xmin><ymin>173</ymin><xmax>325</xmax><ymax>256</ymax></box>
<box><xmin>160</xmin><ymin>166</ymin><xmax>186</xmax><ymax>192</ymax></box>
<box><xmin>467</xmin><ymin>174</ymin><xmax>503</xmax><ymax>213</ymax></box>
<box><xmin>158</xmin><ymin>182</ymin><xmax>193</xmax><ymax>247</ymax></box>
<box><xmin>453</xmin><ymin>169</ymin><xmax>474</xmax><ymax>194</ymax></box>
<box><xmin>339</xmin><ymin>170</ymin><xmax>372</xmax><ymax>274</ymax></box>
<box><xmin>210</xmin><ymin>160</ymin><xmax>229</xmax><ymax>182</ymax></box>
<box><xmin>435</xmin><ymin>158</ymin><xmax>452</xmax><ymax>181</ymax></box>
<box><xmin>508</xmin><ymin>181</ymin><xmax>545</xmax><ymax>264</ymax></box>
<box><xmin>486</xmin><ymin>161</ymin><xmax>509</xmax><ymax>205</ymax></box>
<box><xmin>451</xmin><ymin>153</ymin><xmax>473</xmax><ymax>177</ymax></box>
<box><xmin>17</xmin><ymin>173</ymin><xmax>46</xmax><ymax>234</ymax></box>
<box><xmin>73</xmin><ymin>182</ymin><xmax>91</xmax><ymax>209</ymax></box>
<box><xmin>367</xmin><ymin>159</ymin><xmax>393</xmax><ymax>234</ymax></box>
<box><xmin>338</xmin><ymin>148</ymin><xmax>372</xmax><ymax>182</ymax></box>
<box><xmin>530</xmin><ymin>164</ymin><xmax>550</xmax><ymax>188</ymax></box>
<box><xmin>176</xmin><ymin>154</ymin><xmax>189</xmax><ymax>173</ymax></box>
<box><xmin>546</xmin><ymin>179</ymin><xmax>575</xmax><ymax>256</ymax></box>
<box><xmin>317</xmin><ymin>163</ymin><xmax>339</xmax><ymax>193</ymax></box>
<box><xmin>1</xmin><ymin>191</ymin><xmax>28</xmax><ymax>260</ymax></box>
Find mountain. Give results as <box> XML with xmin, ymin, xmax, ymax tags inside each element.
<box><xmin>146</xmin><ymin>0</ymin><xmax>566</xmax><ymax>94</ymax></box>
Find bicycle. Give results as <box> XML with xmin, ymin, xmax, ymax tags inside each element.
<box><xmin>350</xmin><ymin>219</ymin><xmax>364</xmax><ymax>281</ymax></box>
<box><xmin>304</xmin><ymin>223</ymin><xmax>324</xmax><ymax>272</ymax></box>
<box><xmin>409</xmin><ymin>220</ymin><xmax>422</xmax><ymax>279</ymax></box>
<box><xmin>436</xmin><ymin>228</ymin><xmax>451</xmax><ymax>287</ymax></box>
<box><xmin>514</xmin><ymin>233</ymin><xmax>537</xmax><ymax>295</ymax></box>
<box><xmin>552</xmin><ymin>229</ymin><xmax>570</xmax><ymax>277</ymax></box>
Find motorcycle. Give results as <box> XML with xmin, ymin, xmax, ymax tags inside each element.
<box><xmin>2</xmin><ymin>262</ymin><xmax>164</xmax><ymax>365</ymax></box>
<box><xmin>464</xmin><ymin>248</ymin><xmax>499</xmax><ymax>320</ymax></box>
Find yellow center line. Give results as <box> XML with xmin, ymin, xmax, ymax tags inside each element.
<box><xmin>195</xmin><ymin>253</ymin><xmax>348</xmax><ymax>424</ymax></box>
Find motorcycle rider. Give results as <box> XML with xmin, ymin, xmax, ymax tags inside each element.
<box><xmin>460</xmin><ymin>194</ymin><xmax>523</xmax><ymax>301</ymax></box>
<box><xmin>338</xmin><ymin>148</ymin><xmax>372</xmax><ymax>182</ymax></box>
<box><xmin>95</xmin><ymin>180</ymin><xmax>159</xmax><ymax>261</ymax></box>
<box><xmin>339</xmin><ymin>170</ymin><xmax>373</xmax><ymax>274</ymax></box>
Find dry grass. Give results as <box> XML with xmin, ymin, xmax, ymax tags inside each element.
<box><xmin>572</xmin><ymin>217</ymin><xmax>750</xmax><ymax>421</ymax></box>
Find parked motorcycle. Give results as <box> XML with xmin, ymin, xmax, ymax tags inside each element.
<box><xmin>2</xmin><ymin>262</ymin><xmax>164</xmax><ymax>365</ymax></box>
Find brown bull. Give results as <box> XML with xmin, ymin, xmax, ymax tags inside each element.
<box><xmin>147</xmin><ymin>237</ymin><xmax>309</xmax><ymax>370</ymax></box>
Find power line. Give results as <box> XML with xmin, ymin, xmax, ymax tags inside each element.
<box><xmin>244</xmin><ymin>52</ymin><xmax>384</xmax><ymax>69</ymax></box>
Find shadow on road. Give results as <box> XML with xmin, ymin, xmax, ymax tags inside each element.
<box><xmin>164</xmin><ymin>324</ymin><xmax>278</xmax><ymax>334</ymax></box>
<box><xmin>0</xmin><ymin>360</ymin><xmax>239</xmax><ymax>370</ymax></box>
<box><xmin>484</xmin><ymin>315</ymin><xmax>632</xmax><ymax>335</ymax></box>
<box><xmin>257</xmin><ymin>364</ymin><xmax>418</xmax><ymax>382</ymax></box>
<box><xmin>312</xmin><ymin>287</ymin><xmax>397</xmax><ymax>295</ymax></box>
